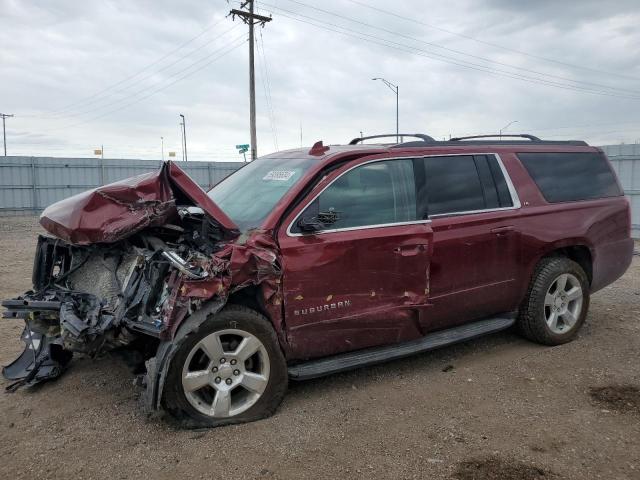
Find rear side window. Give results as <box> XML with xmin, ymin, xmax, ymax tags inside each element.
<box><xmin>518</xmin><ymin>152</ymin><xmax>622</xmax><ymax>203</ymax></box>
<box><xmin>418</xmin><ymin>155</ymin><xmax>514</xmax><ymax>217</ymax></box>
<box><xmin>294</xmin><ymin>159</ymin><xmax>416</xmax><ymax>231</ymax></box>
<box><xmin>421</xmin><ymin>156</ymin><xmax>485</xmax><ymax>215</ymax></box>
<box><xmin>420</xmin><ymin>154</ymin><xmax>515</xmax><ymax>216</ymax></box>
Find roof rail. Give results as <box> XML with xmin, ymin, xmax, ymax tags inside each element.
<box><xmin>349</xmin><ymin>133</ymin><xmax>435</xmax><ymax>145</ymax></box>
<box><xmin>450</xmin><ymin>134</ymin><xmax>541</xmax><ymax>142</ymax></box>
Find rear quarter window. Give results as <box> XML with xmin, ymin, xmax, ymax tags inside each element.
<box><xmin>517</xmin><ymin>152</ymin><xmax>622</xmax><ymax>203</ymax></box>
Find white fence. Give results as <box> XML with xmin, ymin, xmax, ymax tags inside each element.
<box><xmin>1</xmin><ymin>150</ymin><xmax>638</xmax><ymax>238</ymax></box>
<box><xmin>601</xmin><ymin>145</ymin><xmax>640</xmax><ymax>238</ymax></box>
<box><xmin>0</xmin><ymin>157</ymin><xmax>243</xmax><ymax>215</ymax></box>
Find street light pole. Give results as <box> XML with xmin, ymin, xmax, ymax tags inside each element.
<box><xmin>1</xmin><ymin>113</ymin><xmax>14</xmax><ymax>156</ymax></box>
<box><xmin>372</xmin><ymin>78</ymin><xmax>399</xmax><ymax>142</ymax></box>
<box><xmin>179</xmin><ymin>114</ymin><xmax>188</xmax><ymax>162</ymax></box>
<box><xmin>499</xmin><ymin>120</ymin><xmax>518</xmax><ymax>138</ymax></box>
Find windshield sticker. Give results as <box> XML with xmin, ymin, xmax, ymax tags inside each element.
<box><xmin>263</xmin><ymin>170</ymin><xmax>297</xmax><ymax>181</ymax></box>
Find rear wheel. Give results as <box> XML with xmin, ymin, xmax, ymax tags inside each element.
<box><xmin>518</xmin><ymin>257</ymin><xmax>590</xmax><ymax>345</ymax></box>
<box><xmin>161</xmin><ymin>305</ymin><xmax>288</xmax><ymax>428</ymax></box>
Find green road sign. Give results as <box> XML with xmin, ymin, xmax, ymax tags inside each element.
<box><xmin>235</xmin><ymin>144</ymin><xmax>250</xmax><ymax>150</ymax></box>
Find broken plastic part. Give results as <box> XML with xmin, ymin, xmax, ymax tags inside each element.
<box><xmin>3</xmin><ymin>328</ymin><xmax>72</xmax><ymax>392</ymax></box>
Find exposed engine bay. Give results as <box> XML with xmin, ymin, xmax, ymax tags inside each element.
<box><xmin>1</xmin><ymin>162</ymin><xmax>283</xmax><ymax>408</ymax></box>
<box><xmin>4</xmin><ymin>208</ymin><xmax>223</xmax><ymax>388</ymax></box>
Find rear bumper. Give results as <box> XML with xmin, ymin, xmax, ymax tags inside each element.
<box><xmin>591</xmin><ymin>237</ymin><xmax>634</xmax><ymax>292</ymax></box>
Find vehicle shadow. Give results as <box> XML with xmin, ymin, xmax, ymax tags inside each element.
<box><xmin>285</xmin><ymin>328</ymin><xmax>532</xmax><ymax>400</ymax></box>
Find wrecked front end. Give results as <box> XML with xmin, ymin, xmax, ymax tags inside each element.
<box><xmin>1</xmin><ymin>162</ymin><xmax>282</xmax><ymax>410</ymax></box>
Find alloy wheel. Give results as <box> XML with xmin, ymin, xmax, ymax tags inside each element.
<box><xmin>543</xmin><ymin>273</ymin><xmax>584</xmax><ymax>335</ymax></box>
<box><xmin>181</xmin><ymin>329</ymin><xmax>270</xmax><ymax>418</ymax></box>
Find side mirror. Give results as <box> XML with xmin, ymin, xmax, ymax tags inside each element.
<box><xmin>297</xmin><ymin>216</ymin><xmax>323</xmax><ymax>233</ymax></box>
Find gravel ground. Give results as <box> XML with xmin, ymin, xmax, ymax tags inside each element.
<box><xmin>0</xmin><ymin>216</ymin><xmax>638</xmax><ymax>480</ymax></box>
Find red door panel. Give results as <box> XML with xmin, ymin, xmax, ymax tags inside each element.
<box><xmin>426</xmin><ymin>210</ymin><xmax>521</xmax><ymax>330</ymax></box>
<box><xmin>279</xmin><ymin>223</ymin><xmax>433</xmax><ymax>360</ymax></box>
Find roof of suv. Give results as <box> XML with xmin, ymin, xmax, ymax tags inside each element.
<box><xmin>261</xmin><ymin>133</ymin><xmax>597</xmax><ymax>166</ymax></box>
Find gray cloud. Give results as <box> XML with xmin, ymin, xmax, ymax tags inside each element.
<box><xmin>1</xmin><ymin>0</ymin><xmax>639</xmax><ymax>161</ymax></box>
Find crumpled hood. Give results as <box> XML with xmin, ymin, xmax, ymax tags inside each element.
<box><xmin>40</xmin><ymin>161</ymin><xmax>239</xmax><ymax>244</ymax></box>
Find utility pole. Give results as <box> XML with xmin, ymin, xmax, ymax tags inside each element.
<box><xmin>230</xmin><ymin>1</ymin><xmax>272</xmax><ymax>161</ymax></box>
<box><xmin>1</xmin><ymin>113</ymin><xmax>14</xmax><ymax>156</ymax></box>
<box><xmin>161</xmin><ymin>136</ymin><xmax>164</xmax><ymax>161</ymax></box>
<box><xmin>179</xmin><ymin>114</ymin><xmax>188</xmax><ymax>162</ymax></box>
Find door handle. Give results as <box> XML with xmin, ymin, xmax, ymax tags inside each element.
<box><xmin>394</xmin><ymin>244</ymin><xmax>427</xmax><ymax>256</ymax></box>
<box><xmin>490</xmin><ymin>226</ymin><xmax>514</xmax><ymax>236</ymax></box>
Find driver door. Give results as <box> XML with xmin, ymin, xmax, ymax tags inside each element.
<box><xmin>277</xmin><ymin>158</ymin><xmax>433</xmax><ymax>360</ymax></box>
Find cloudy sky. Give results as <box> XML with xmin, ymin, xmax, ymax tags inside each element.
<box><xmin>2</xmin><ymin>0</ymin><xmax>640</xmax><ymax>161</ymax></box>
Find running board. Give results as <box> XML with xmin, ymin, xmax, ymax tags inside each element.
<box><xmin>288</xmin><ymin>316</ymin><xmax>515</xmax><ymax>380</ymax></box>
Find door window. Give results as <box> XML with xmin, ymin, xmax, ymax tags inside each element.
<box><xmin>294</xmin><ymin>159</ymin><xmax>416</xmax><ymax>232</ymax></box>
<box><xmin>421</xmin><ymin>155</ymin><xmax>486</xmax><ymax>216</ymax></box>
<box><xmin>419</xmin><ymin>155</ymin><xmax>514</xmax><ymax>217</ymax></box>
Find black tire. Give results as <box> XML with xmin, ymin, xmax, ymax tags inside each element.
<box><xmin>517</xmin><ymin>256</ymin><xmax>590</xmax><ymax>346</ymax></box>
<box><xmin>161</xmin><ymin>305</ymin><xmax>288</xmax><ymax>428</ymax></box>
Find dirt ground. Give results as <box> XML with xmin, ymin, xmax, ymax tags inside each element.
<box><xmin>0</xmin><ymin>216</ymin><xmax>638</xmax><ymax>480</ymax></box>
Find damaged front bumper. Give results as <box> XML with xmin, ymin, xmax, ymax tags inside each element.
<box><xmin>2</xmin><ymin>299</ymin><xmax>72</xmax><ymax>391</ymax></box>
<box><xmin>1</xmin><ymin>234</ymin><xmax>184</xmax><ymax>392</ymax></box>
<box><xmin>2</xmin><ymin>289</ymin><xmax>135</xmax><ymax>390</ymax></box>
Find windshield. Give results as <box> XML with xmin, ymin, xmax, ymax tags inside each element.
<box><xmin>207</xmin><ymin>157</ymin><xmax>316</xmax><ymax>231</ymax></box>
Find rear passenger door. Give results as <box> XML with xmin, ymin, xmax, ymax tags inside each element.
<box><xmin>417</xmin><ymin>154</ymin><xmax>522</xmax><ymax>330</ymax></box>
<box><xmin>278</xmin><ymin>158</ymin><xmax>432</xmax><ymax>360</ymax></box>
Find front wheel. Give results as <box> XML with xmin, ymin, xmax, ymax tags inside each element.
<box><xmin>517</xmin><ymin>257</ymin><xmax>590</xmax><ymax>346</ymax></box>
<box><xmin>161</xmin><ymin>305</ymin><xmax>288</xmax><ymax>428</ymax></box>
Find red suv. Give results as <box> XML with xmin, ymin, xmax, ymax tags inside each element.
<box><xmin>2</xmin><ymin>133</ymin><xmax>633</xmax><ymax>428</ymax></box>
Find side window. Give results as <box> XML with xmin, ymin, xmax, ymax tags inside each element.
<box><xmin>296</xmin><ymin>159</ymin><xmax>416</xmax><ymax>231</ymax></box>
<box><xmin>517</xmin><ymin>152</ymin><xmax>622</xmax><ymax>203</ymax></box>
<box><xmin>486</xmin><ymin>155</ymin><xmax>514</xmax><ymax>208</ymax></box>
<box><xmin>421</xmin><ymin>156</ymin><xmax>486</xmax><ymax>216</ymax></box>
<box><xmin>474</xmin><ymin>155</ymin><xmax>514</xmax><ymax>209</ymax></box>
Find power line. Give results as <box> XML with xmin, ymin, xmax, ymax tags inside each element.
<box><xmin>257</xmin><ymin>37</ymin><xmax>278</xmax><ymax>151</ymax></box>
<box><xmin>347</xmin><ymin>0</ymin><xmax>640</xmax><ymax>83</ymax></box>
<box><xmin>51</xmin><ymin>34</ymin><xmax>246</xmax><ymax>128</ymax></box>
<box><xmin>259</xmin><ymin>4</ymin><xmax>640</xmax><ymax>101</ymax></box>
<box><xmin>45</xmin><ymin>24</ymin><xmax>242</xmax><ymax>120</ymax></box>
<box><xmin>263</xmin><ymin>2</ymin><xmax>640</xmax><ymax>100</ymax></box>
<box><xmin>256</xmin><ymin>1</ymin><xmax>279</xmax><ymax>151</ymax></box>
<box><xmin>255</xmin><ymin>15</ymin><xmax>279</xmax><ymax>151</ymax></box>
<box><xmin>44</xmin><ymin>17</ymin><xmax>229</xmax><ymax>116</ymax></box>
<box><xmin>45</xmin><ymin>37</ymin><xmax>247</xmax><ymax>132</ymax></box>
<box><xmin>272</xmin><ymin>0</ymin><xmax>640</xmax><ymax>96</ymax></box>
